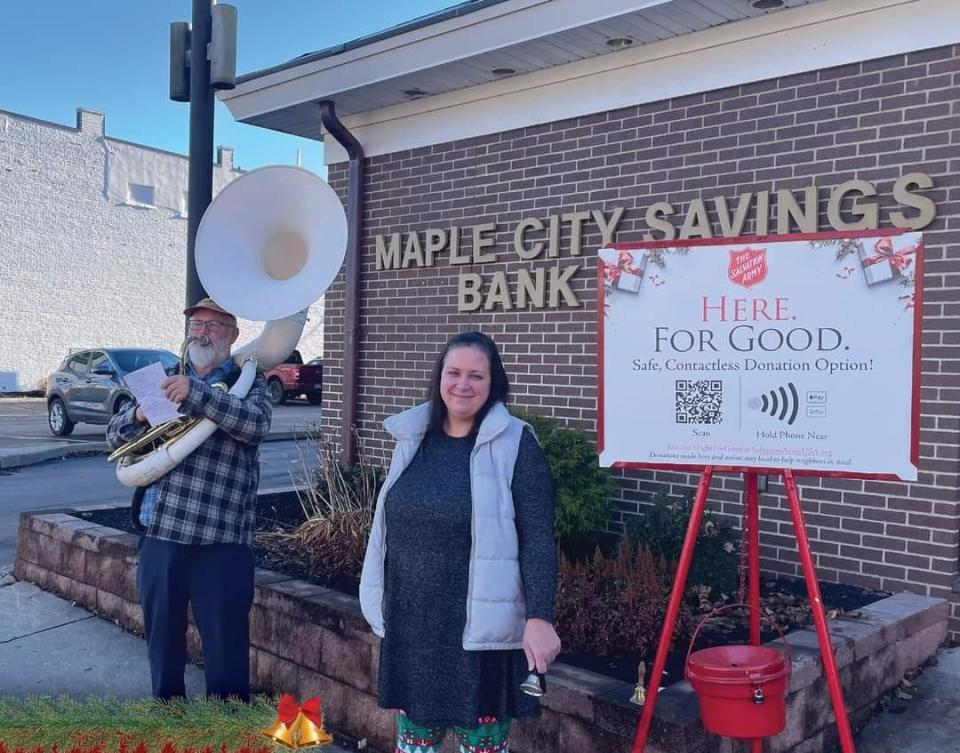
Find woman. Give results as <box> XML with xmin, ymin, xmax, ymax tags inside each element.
<box><xmin>360</xmin><ymin>331</ymin><xmax>561</xmax><ymax>753</ymax></box>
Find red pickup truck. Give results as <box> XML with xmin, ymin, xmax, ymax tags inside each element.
<box><xmin>262</xmin><ymin>350</ymin><xmax>322</xmax><ymax>406</ymax></box>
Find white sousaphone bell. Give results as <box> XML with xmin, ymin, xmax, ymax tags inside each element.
<box><xmin>110</xmin><ymin>165</ymin><xmax>348</xmax><ymax>488</ymax></box>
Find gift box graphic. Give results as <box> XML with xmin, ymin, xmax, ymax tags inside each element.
<box><xmin>599</xmin><ymin>248</ymin><xmax>647</xmax><ymax>293</ymax></box>
<box><xmin>859</xmin><ymin>236</ymin><xmax>917</xmax><ymax>286</ymax></box>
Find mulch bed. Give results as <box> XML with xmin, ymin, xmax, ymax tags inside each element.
<box><xmin>560</xmin><ymin>576</ymin><xmax>886</xmax><ymax>687</ymax></box>
<box><xmin>79</xmin><ymin>493</ymin><xmax>888</xmax><ymax>688</ymax></box>
<box><xmin>76</xmin><ymin>493</ymin><xmax>362</xmax><ymax>596</ymax></box>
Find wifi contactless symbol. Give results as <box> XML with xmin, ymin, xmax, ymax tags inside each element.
<box><xmin>748</xmin><ymin>382</ymin><xmax>800</xmax><ymax>425</ymax></box>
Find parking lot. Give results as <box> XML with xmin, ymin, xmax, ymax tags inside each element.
<box><xmin>0</xmin><ymin>397</ymin><xmax>323</xmax><ymax>461</ymax></box>
<box><xmin>0</xmin><ymin>398</ymin><xmax>106</xmax><ymax>449</ymax></box>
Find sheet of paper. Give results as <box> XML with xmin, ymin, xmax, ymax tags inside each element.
<box><xmin>123</xmin><ymin>362</ymin><xmax>181</xmax><ymax>426</ymax></box>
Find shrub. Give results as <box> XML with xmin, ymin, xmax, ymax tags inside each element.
<box><xmin>554</xmin><ymin>535</ymin><xmax>694</xmax><ymax>656</ymax></box>
<box><xmin>266</xmin><ymin>406</ymin><xmax>618</xmax><ymax>580</ymax></box>
<box><xmin>262</xmin><ymin>431</ymin><xmax>384</xmax><ymax>579</ymax></box>
<box><xmin>626</xmin><ymin>490</ymin><xmax>740</xmax><ymax>606</ymax></box>
<box><xmin>509</xmin><ymin>408</ymin><xmax>615</xmax><ymax>554</ymax></box>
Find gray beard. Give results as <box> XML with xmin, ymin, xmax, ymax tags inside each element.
<box><xmin>188</xmin><ymin>342</ymin><xmax>230</xmax><ymax>370</ymax></box>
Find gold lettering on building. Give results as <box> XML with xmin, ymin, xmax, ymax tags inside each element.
<box><xmin>827</xmin><ymin>180</ymin><xmax>878</xmax><ymax>231</ymax></box>
<box><xmin>891</xmin><ymin>173</ymin><xmax>936</xmax><ymax>230</ymax></box>
<box><xmin>776</xmin><ymin>186</ymin><xmax>818</xmax><ymax>235</ymax></box>
<box><xmin>472</xmin><ymin>222</ymin><xmax>498</xmax><ymax>263</ymax></box>
<box><xmin>449</xmin><ymin>225</ymin><xmax>471</xmax><ymax>265</ymax></box>
<box><xmin>371</xmin><ymin>175</ymin><xmax>937</xmax><ymax>311</ymax></box>
<box><xmin>516</xmin><ymin>268</ymin><xmax>546</xmax><ymax>309</ymax></box>
<box><xmin>514</xmin><ymin>218</ymin><xmax>545</xmax><ymax>260</ymax></box>
<box><xmin>457</xmin><ymin>272</ymin><xmax>482</xmax><ymax>311</ymax></box>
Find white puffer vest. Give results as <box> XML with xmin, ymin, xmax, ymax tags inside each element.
<box><xmin>359</xmin><ymin>401</ymin><xmax>529</xmax><ymax>650</ymax></box>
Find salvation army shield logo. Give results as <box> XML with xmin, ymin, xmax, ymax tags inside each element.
<box><xmin>728</xmin><ymin>247</ymin><xmax>768</xmax><ymax>288</ymax></box>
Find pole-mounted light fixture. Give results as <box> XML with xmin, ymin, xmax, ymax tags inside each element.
<box><xmin>169</xmin><ymin>22</ymin><xmax>191</xmax><ymax>102</ymax></box>
<box><xmin>210</xmin><ymin>4</ymin><xmax>238</xmax><ymax>90</ymax></box>
<box><xmin>169</xmin><ymin>4</ymin><xmax>236</xmax><ymax>101</ymax></box>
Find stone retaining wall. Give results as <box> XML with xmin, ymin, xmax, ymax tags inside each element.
<box><xmin>14</xmin><ymin>505</ymin><xmax>948</xmax><ymax>753</ymax></box>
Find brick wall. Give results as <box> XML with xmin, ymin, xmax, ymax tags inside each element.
<box><xmin>322</xmin><ymin>47</ymin><xmax>960</xmax><ymax>631</ymax></box>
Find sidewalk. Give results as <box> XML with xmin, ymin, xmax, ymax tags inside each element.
<box><xmin>854</xmin><ymin>645</ymin><xmax>960</xmax><ymax>753</ymax></box>
<box><xmin>0</xmin><ymin>576</ymin><xmax>354</xmax><ymax>752</ymax></box>
<box><xmin>1</xmin><ymin>573</ymin><xmax>955</xmax><ymax>753</ymax></box>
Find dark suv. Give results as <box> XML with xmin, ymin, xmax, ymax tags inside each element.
<box><xmin>46</xmin><ymin>348</ymin><xmax>178</xmax><ymax>436</ymax></box>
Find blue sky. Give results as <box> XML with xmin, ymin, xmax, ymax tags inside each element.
<box><xmin>0</xmin><ymin>1</ymin><xmax>455</xmax><ymax>174</ymax></box>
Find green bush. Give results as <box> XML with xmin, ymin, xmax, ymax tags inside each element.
<box><xmin>626</xmin><ymin>490</ymin><xmax>740</xmax><ymax>606</ymax></box>
<box><xmin>510</xmin><ymin>408</ymin><xmax>615</xmax><ymax>554</ymax></box>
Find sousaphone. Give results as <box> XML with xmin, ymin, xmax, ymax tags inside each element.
<box><xmin>109</xmin><ymin>165</ymin><xmax>348</xmax><ymax>487</ymax></box>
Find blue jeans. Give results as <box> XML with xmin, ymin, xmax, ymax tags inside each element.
<box><xmin>136</xmin><ymin>536</ymin><xmax>254</xmax><ymax>701</ymax></box>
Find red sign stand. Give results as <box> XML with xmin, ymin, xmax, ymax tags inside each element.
<box><xmin>630</xmin><ymin>468</ymin><xmax>857</xmax><ymax>753</ymax></box>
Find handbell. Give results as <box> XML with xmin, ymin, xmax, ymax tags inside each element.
<box><xmin>630</xmin><ymin>661</ymin><xmax>647</xmax><ymax>706</ymax></box>
<box><xmin>291</xmin><ymin>711</ymin><xmax>334</xmax><ymax>748</ymax></box>
<box><xmin>520</xmin><ymin>671</ymin><xmax>546</xmax><ymax>697</ymax></box>
<box><xmin>260</xmin><ymin>718</ymin><xmax>297</xmax><ymax>749</ymax></box>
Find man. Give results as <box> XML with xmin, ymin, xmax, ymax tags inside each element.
<box><xmin>106</xmin><ymin>298</ymin><xmax>272</xmax><ymax>701</ymax></box>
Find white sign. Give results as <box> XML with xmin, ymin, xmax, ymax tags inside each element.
<box><xmin>598</xmin><ymin>232</ymin><xmax>922</xmax><ymax>480</ymax></box>
<box><xmin>123</xmin><ymin>361</ymin><xmax>180</xmax><ymax>426</ymax></box>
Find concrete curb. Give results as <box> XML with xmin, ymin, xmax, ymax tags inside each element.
<box><xmin>0</xmin><ymin>431</ymin><xmax>307</xmax><ymax>470</ymax></box>
<box><xmin>0</xmin><ymin>443</ymin><xmax>106</xmax><ymax>470</ymax></box>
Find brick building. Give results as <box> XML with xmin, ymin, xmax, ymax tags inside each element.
<box><xmin>223</xmin><ymin>0</ymin><xmax>960</xmax><ymax>632</ymax></box>
<box><xmin>0</xmin><ymin>108</ymin><xmax>324</xmax><ymax>392</ymax></box>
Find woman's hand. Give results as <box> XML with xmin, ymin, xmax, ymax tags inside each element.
<box><xmin>523</xmin><ymin>618</ymin><xmax>561</xmax><ymax>674</ymax></box>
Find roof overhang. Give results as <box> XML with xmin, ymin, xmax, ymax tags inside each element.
<box><xmin>222</xmin><ymin>0</ymin><xmax>828</xmax><ymax>132</ymax></box>
<box><xmin>221</xmin><ymin>0</ymin><xmax>959</xmax><ymax>163</ymax></box>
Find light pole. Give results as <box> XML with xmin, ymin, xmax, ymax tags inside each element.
<box><xmin>170</xmin><ymin>2</ymin><xmax>237</xmax><ymax>315</ymax></box>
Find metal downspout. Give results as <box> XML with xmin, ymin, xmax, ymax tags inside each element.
<box><xmin>318</xmin><ymin>100</ymin><xmax>364</xmax><ymax>466</ymax></box>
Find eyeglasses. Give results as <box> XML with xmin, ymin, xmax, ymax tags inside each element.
<box><xmin>187</xmin><ymin>319</ymin><xmax>234</xmax><ymax>333</ymax></box>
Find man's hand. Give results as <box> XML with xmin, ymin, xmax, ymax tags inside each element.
<box><xmin>523</xmin><ymin>618</ymin><xmax>561</xmax><ymax>674</ymax></box>
<box><xmin>162</xmin><ymin>375</ymin><xmax>192</xmax><ymax>404</ymax></box>
<box><xmin>134</xmin><ymin>407</ymin><xmax>147</xmax><ymax>423</ymax></box>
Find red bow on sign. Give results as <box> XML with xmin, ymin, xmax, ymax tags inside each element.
<box><xmin>277</xmin><ymin>693</ymin><xmax>322</xmax><ymax>726</ymax></box>
<box><xmin>603</xmin><ymin>250</ymin><xmax>643</xmax><ymax>284</ymax></box>
<box><xmin>863</xmin><ymin>237</ymin><xmax>916</xmax><ymax>273</ymax></box>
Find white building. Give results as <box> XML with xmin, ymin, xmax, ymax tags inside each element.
<box><xmin>0</xmin><ymin>107</ymin><xmax>325</xmax><ymax>392</ymax></box>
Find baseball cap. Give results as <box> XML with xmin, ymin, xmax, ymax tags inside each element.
<box><xmin>183</xmin><ymin>297</ymin><xmax>237</xmax><ymax>322</ymax></box>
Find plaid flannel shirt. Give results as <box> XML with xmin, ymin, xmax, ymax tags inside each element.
<box><xmin>106</xmin><ymin>364</ymin><xmax>272</xmax><ymax>547</ymax></box>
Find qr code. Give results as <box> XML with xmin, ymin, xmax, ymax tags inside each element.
<box><xmin>675</xmin><ymin>380</ymin><xmax>723</xmax><ymax>424</ymax></box>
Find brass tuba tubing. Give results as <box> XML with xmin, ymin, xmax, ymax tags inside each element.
<box><xmin>107</xmin><ymin>334</ymin><xmax>212</xmax><ymax>464</ymax></box>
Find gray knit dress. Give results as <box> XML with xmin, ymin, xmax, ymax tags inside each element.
<box><xmin>377</xmin><ymin>426</ymin><xmax>557</xmax><ymax>728</ymax></box>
